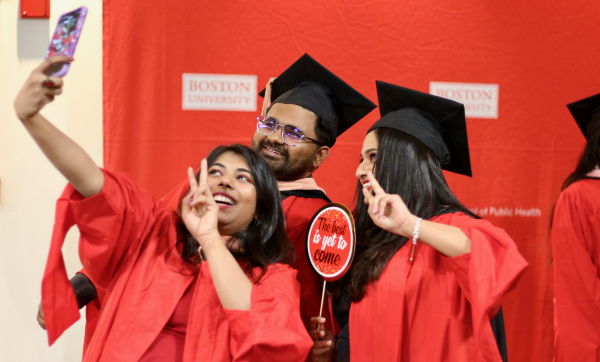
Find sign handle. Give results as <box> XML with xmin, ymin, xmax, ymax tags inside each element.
<box><xmin>317</xmin><ymin>280</ymin><xmax>327</xmax><ymax>332</ymax></box>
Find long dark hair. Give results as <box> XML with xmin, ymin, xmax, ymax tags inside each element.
<box><xmin>178</xmin><ymin>144</ymin><xmax>293</xmax><ymax>282</ymax></box>
<box><xmin>550</xmin><ymin>122</ymin><xmax>600</xmax><ymax>227</ymax></box>
<box><xmin>338</xmin><ymin>128</ymin><xmax>476</xmax><ymax>301</ymax></box>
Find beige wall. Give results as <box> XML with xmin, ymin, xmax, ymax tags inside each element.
<box><xmin>0</xmin><ymin>0</ymin><xmax>102</xmax><ymax>360</ymax></box>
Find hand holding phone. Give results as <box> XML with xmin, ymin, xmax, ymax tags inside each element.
<box><xmin>45</xmin><ymin>6</ymin><xmax>88</xmax><ymax>77</ymax></box>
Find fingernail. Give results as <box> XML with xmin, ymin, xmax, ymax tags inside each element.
<box><xmin>68</xmin><ymin>57</ymin><xmax>74</xmax><ymax>61</ymax></box>
<box><xmin>327</xmin><ymin>341</ymin><xmax>332</xmax><ymax>345</ymax></box>
<box><xmin>188</xmin><ymin>195</ymin><xmax>194</xmax><ymax>205</ymax></box>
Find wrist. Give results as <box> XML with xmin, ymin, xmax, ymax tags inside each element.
<box><xmin>16</xmin><ymin>112</ymin><xmax>33</xmax><ymax>122</ymax></box>
<box><xmin>17</xmin><ymin>111</ymin><xmax>40</xmax><ymax>123</ymax></box>
<box><xmin>196</xmin><ymin>231</ymin><xmax>222</xmax><ymax>247</ymax></box>
<box><xmin>397</xmin><ymin>214</ymin><xmax>418</xmax><ymax>237</ymax></box>
<box><xmin>201</xmin><ymin>238</ymin><xmax>225</xmax><ymax>255</ymax></box>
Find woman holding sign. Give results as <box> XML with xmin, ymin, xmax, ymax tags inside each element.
<box><xmin>310</xmin><ymin>81</ymin><xmax>528</xmax><ymax>362</ymax></box>
<box><xmin>15</xmin><ymin>57</ymin><xmax>312</xmax><ymax>362</ymax></box>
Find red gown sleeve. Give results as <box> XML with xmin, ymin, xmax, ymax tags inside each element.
<box><xmin>437</xmin><ymin>213</ymin><xmax>528</xmax><ymax>359</ymax></box>
<box><xmin>71</xmin><ymin>169</ymin><xmax>161</xmax><ymax>288</ymax></box>
<box><xmin>42</xmin><ymin>169</ymin><xmax>160</xmax><ymax>345</ymax></box>
<box><xmin>552</xmin><ymin>184</ymin><xmax>600</xmax><ymax>362</ymax></box>
<box><xmin>224</xmin><ymin>265</ymin><xmax>313</xmax><ymax>362</ymax></box>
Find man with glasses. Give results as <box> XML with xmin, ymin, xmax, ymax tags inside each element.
<box><xmin>37</xmin><ymin>54</ymin><xmax>377</xmax><ymax>359</ymax></box>
<box><xmin>251</xmin><ymin>54</ymin><xmax>376</xmax><ymax>349</ymax></box>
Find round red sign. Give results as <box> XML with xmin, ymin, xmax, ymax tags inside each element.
<box><xmin>306</xmin><ymin>203</ymin><xmax>356</xmax><ymax>281</ymax></box>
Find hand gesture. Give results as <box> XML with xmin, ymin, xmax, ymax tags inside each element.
<box><xmin>14</xmin><ymin>56</ymin><xmax>72</xmax><ymax>121</ymax></box>
<box><xmin>309</xmin><ymin>317</ymin><xmax>335</xmax><ymax>362</ymax></box>
<box><xmin>181</xmin><ymin>160</ymin><xmax>220</xmax><ymax>245</ymax></box>
<box><xmin>362</xmin><ymin>171</ymin><xmax>415</xmax><ymax>237</ymax></box>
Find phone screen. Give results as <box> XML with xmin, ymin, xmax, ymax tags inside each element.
<box><xmin>46</xmin><ymin>10</ymin><xmax>82</xmax><ymax>58</ymax></box>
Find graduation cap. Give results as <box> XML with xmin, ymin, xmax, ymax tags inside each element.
<box><xmin>368</xmin><ymin>81</ymin><xmax>472</xmax><ymax>177</ymax></box>
<box><xmin>259</xmin><ymin>54</ymin><xmax>377</xmax><ymax>146</ymax></box>
<box><xmin>567</xmin><ymin>92</ymin><xmax>600</xmax><ymax>140</ymax></box>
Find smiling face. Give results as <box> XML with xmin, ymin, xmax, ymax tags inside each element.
<box><xmin>251</xmin><ymin>103</ymin><xmax>329</xmax><ymax>181</ymax></box>
<box><xmin>356</xmin><ymin>130</ymin><xmax>378</xmax><ymax>191</ymax></box>
<box><xmin>206</xmin><ymin>151</ymin><xmax>257</xmax><ymax>236</ymax></box>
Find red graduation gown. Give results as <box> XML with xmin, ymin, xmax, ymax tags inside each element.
<box><xmin>41</xmin><ymin>170</ymin><xmax>312</xmax><ymax>362</ymax></box>
<box><xmin>552</xmin><ymin>178</ymin><xmax>600</xmax><ymax>362</ymax></box>
<box><xmin>349</xmin><ymin>212</ymin><xmax>527</xmax><ymax>361</ymax></box>
<box><xmin>50</xmin><ymin>191</ymin><xmax>334</xmax><ymax>359</ymax></box>
<box><xmin>282</xmin><ymin>195</ymin><xmax>337</xmax><ymax>334</ymax></box>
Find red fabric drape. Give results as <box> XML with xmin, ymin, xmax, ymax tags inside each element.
<box><xmin>103</xmin><ymin>1</ymin><xmax>600</xmax><ymax>361</ymax></box>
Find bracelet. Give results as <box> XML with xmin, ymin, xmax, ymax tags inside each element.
<box><xmin>412</xmin><ymin>217</ymin><xmax>422</xmax><ymax>245</ymax></box>
<box><xmin>199</xmin><ymin>237</ymin><xmax>224</xmax><ymax>248</ymax></box>
<box><xmin>410</xmin><ymin>217</ymin><xmax>422</xmax><ymax>262</ymax></box>
<box><xmin>197</xmin><ymin>237</ymin><xmax>224</xmax><ymax>263</ymax></box>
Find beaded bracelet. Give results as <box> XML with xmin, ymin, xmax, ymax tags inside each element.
<box><xmin>410</xmin><ymin>217</ymin><xmax>422</xmax><ymax>261</ymax></box>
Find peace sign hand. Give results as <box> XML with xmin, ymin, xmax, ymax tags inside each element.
<box><xmin>362</xmin><ymin>171</ymin><xmax>416</xmax><ymax>237</ymax></box>
<box><xmin>181</xmin><ymin>159</ymin><xmax>220</xmax><ymax>245</ymax></box>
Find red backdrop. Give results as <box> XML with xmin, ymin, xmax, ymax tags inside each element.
<box><xmin>103</xmin><ymin>1</ymin><xmax>600</xmax><ymax>361</ymax></box>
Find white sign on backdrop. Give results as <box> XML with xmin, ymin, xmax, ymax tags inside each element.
<box><xmin>429</xmin><ymin>82</ymin><xmax>499</xmax><ymax>119</ymax></box>
<box><xmin>182</xmin><ymin>74</ymin><xmax>257</xmax><ymax>111</ymax></box>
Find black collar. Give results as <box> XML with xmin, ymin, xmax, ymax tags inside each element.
<box><xmin>280</xmin><ymin>189</ymin><xmax>331</xmax><ymax>203</ymax></box>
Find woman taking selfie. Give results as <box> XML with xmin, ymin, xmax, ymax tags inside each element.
<box><xmin>14</xmin><ymin>56</ymin><xmax>312</xmax><ymax>362</ymax></box>
<box><xmin>310</xmin><ymin>81</ymin><xmax>527</xmax><ymax>362</ymax></box>
<box><xmin>552</xmin><ymin>93</ymin><xmax>600</xmax><ymax>362</ymax></box>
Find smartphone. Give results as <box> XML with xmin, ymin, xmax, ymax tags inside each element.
<box><xmin>45</xmin><ymin>6</ymin><xmax>88</xmax><ymax>77</ymax></box>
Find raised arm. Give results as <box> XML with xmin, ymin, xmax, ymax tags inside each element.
<box><xmin>14</xmin><ymin>57</ymin><xmax>104</xmax><ymax>197</ymax></box>
<box><xmin>181</xmin><ymin>161</ymin><xmax>253</xmax><ymax>310</ymax></box>
<box><xmin>363</xmin><ymin>171</ymin><xmax>471</xmax><ymax>257</ymax></box>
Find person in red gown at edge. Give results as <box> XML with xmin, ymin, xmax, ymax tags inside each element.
<box><xmin>15</xmin><ymin>56</ymin><xmax>313</xmax><ymax>361</ymax></box>
<box><xmin>309</xmin><ymin>81</ymin><xmax>528</xmax><ymax>362</ymax></box>
<box><xmin>35</xmin><ymin>54</ymin><xmax>377</xmax><ymax>360</ymax></box>
<box><xmin>552</xmin><ymin>92</ymin><xmax>600</xmax><ymax>362</ymax></box>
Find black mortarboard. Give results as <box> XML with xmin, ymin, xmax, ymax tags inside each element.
<box><xmin>259</xmin><ymin>54</ymin><xmax>376</xmax><ymax>146</ymax></box>
<box><xmin>368</xmin><ymin>81</ymin><xmax>472</xmax><ymax>177</ymax></box>
<box><xmin>567</xmin><ymin>92</ymin><xmax>600</xmax><ymax>140</ymax></box>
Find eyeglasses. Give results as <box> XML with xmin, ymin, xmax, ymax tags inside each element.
<box><xmin>256</xmin><ymin>116</ymin><xmax>323</xmax><ymax>146</ymax></box>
